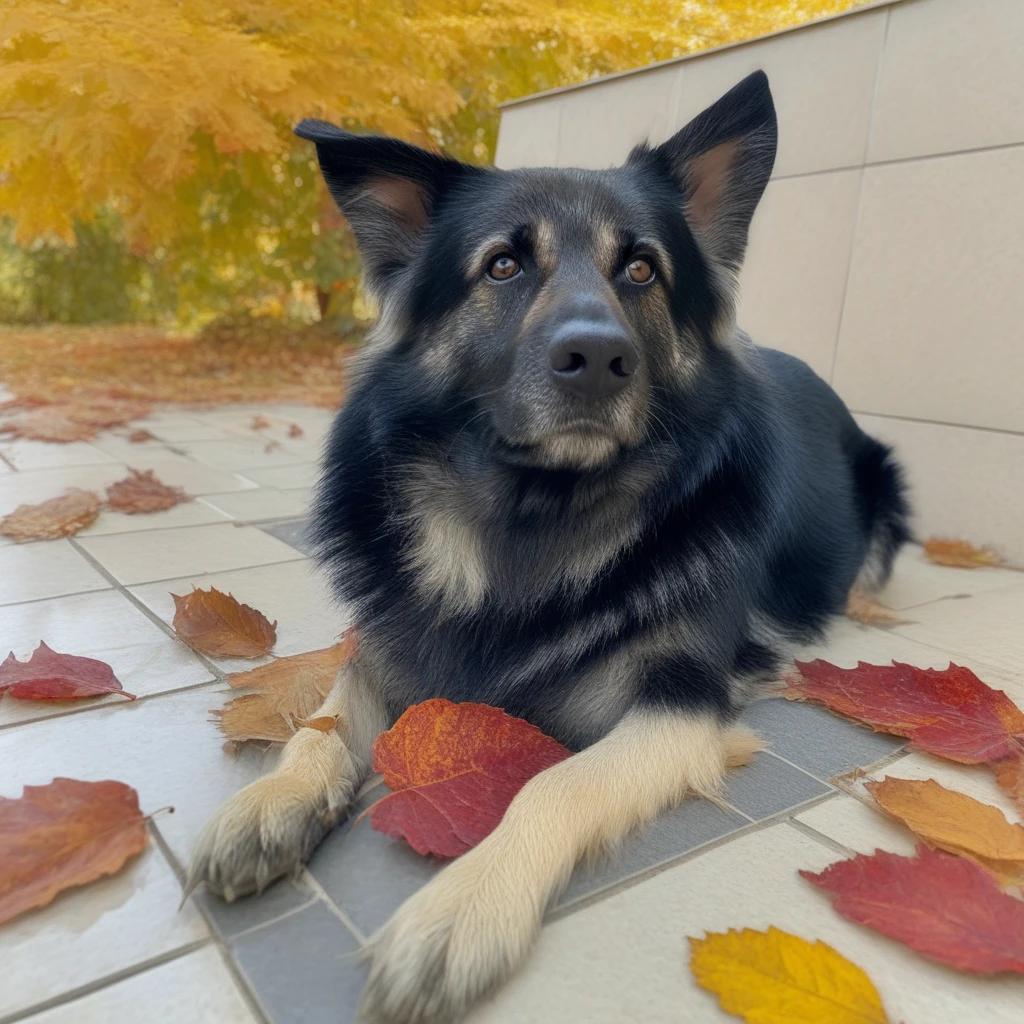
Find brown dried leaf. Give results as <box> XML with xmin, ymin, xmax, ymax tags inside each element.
<box><xmin>214</xmin><ymin>634</ymin><xmax>358</xmax><ymax>744</ymax></box>
<box><xmin>0</xmin><ymin>399</ymin><xmax>151</xmax><ymax>443</ymax></box>
<box><xmin>105</xmin><ymin>469</ymin><xmax>190</xmax><ymax>514</ymax></box>
<box><xmin>250</xmin><ymin>415</ymin><xmax>271</xmax><ymax>430</ymax></box>
<box><xmin>264</xmin><ymin>440</ymin><xmax>281</xmax><ymax>453</ymax></box>
<box><xmin>0</xmin><ymin>490</ymin><xmax>101</xmax><ymax>542</ymax></box>
<box><xmin>127</xmin><ymin>428</ymin><xmax>156</xmax><ymax>443</ymax></box>
<box><xmin>924</xmin><ymin>537</ymin><xmax>1002</xmax><ymax>569</ymax></box>
<box><xmin>287</xmin><ymin>423</ymin><xmax>304</xmax><ymax>438</ymax></box>
<box><xmin>0</xmin><ymin>408</ymin><xmax>96</xmax><ymax>442</ymax></box>
<box><xmin>213</xmin><ymin>693</ymin><xmax>295</xmax><ymax>743</ymax></box>
<box><xmin>172</xmin><ymin>587</ymin><xmax>277</xmax><ymax>658</ymax></box>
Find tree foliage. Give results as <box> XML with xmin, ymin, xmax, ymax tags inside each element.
<box><xmin>0</xmin><ymin>1</ymin><xmax>863</xmax><ymax>326</ymax></box>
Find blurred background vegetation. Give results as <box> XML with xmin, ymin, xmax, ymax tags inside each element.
<box><xmin>0</xmin><ymin>0</ymin><xmax>862</xmax><ymax>404</ymax></box>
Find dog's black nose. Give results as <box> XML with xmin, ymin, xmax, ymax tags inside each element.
<box><xmin>548</xmin><ymin>321</ymin><xmax>637</xmax><ymax>398</ymax></box>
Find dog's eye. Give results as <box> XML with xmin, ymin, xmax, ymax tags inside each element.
<box><xmin>487</xmin><ymin>254</ymin><xmax>521</xmax><ymax>281</ymax></box>
<box><xmin>626</xmin><ymin>258</ymin><xmax>655</xmax><ymax>285</ymax></box>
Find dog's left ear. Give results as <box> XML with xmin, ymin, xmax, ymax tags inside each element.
<box><xmin>632</xmin><ymin>70</ymin><xmax>777</xmax><ymax>272</ymax></box>
<box><xmin>295</xmin><ymin>120</ymin><xmax>474</xmax><ymax>299</ymax></box>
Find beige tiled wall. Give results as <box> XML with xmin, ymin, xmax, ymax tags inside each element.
<box><xmin>495</xmin><ymin>0</ymin><xmax>1024</xmax><ymax>562</ymax></box>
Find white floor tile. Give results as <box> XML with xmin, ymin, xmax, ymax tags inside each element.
<box><xmin>237</xmin><ymin>462</ymin><xmax>319</xmax><ymax>490</ymax></box>
<box><xmin>469</xmin><ymin>824</ymin><xmax>1024</xmax><ymax>1024</ymax></box>
<box><xmin>78</xmin><ymin>500</ymin><xmax>233</xmax><ymax>537</ymax></box>
<box><xmin>1</xmin><ymin>848</ymin><xmax>209</xmax><ymax>1020</ymax></box>
<box><xmin>76</xmin><ymin>523</ymin><xmax>305</xmax><ymax>585</ymax></box>
<box><xmin>105</xmin><ymin>454</ymin><xmax>259</xmax><ymax>496</ymax></box>
<box><xmin>795</xmin><ymin>793</ymin><xmax>918</xmax><ymax>857</ymax></box>
<box><xmin>177</xmin><ymin>436</ymin><xmax>312</xmax><ymax>472</ymax></box>
<box><xmin>880</xmin><ymin>545</ymin><xmax>1024</xmax><ymax>610</ymax></box>
<box><xmin>0</xmin><ymin>589</ymin><xmax>213</xmax><ymax>727</ymax></box>
<box><xmin>0</xmin><ymin>541</ymin><xmax>110</xmax><ymax>606</ymax></box>
<box><xmin>0</xmin><ymin>685</ymin><xmax>278</xmax><ymax>867</ymax></box>
<box><xmin>0</xmin><ymin>464</ymin><xmax>128</xmax><ymax>518</ymax></box>
<box><xmin>0</xmin><ymin>440</ymin><xmax>120</xmax><ymax>471</ymax></box>
<box><xmin>145</xmin><ymin>416</ymin><xmax>241</xmax><ymax>443</ymax></box>
<box><xmin>19</xmin><ymin>947</ymin><xmax>258</xmax><ymax>1024</ymax></box>
<box><xmin>130</xmin><ymin>559</ymin><xmax>349</xmax><ymax>673</ymax></box>
<box><xmin>891</xmin><ymin>583</ymin><xmax>1024</xmax><ymax>700</ymax></box>
<box><xmin>199</xmin><ymin>488</ymin><xmax>312</xmax><ymax>523</ymax></box>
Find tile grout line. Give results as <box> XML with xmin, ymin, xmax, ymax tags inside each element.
<box><xmin>299</xmin><ymin>868</ymin><xmax>370</xmax><ymax>945</ymax></box>
<box><xmin>785</xmin><ymin>814</ymin><xmax>857</xmax><ymax>858</ymax></box>
<box><xmin>825</xmin><ymin>3</ymin><xmax>891</xmax><ymax>388</ymax></box>
<box><xmin>851</xmin><ymin>407</ymin><xmax>1024</xmax><ymax>441</ymax></box>
<box><xmin>0</xmin><ymin>940</ymin><xmax>213</xmax><ymax>1024</ymax></box>
<box><xmin>211</xmin><ymin>945</ymin><xmax>275</xmax><ymax>1024</ymax></box>
<box><xmin>66</xmin><ymin>537</ymin><xmax>231</xmax><ymax>683</ymax></box>
<box><xmin>549</xmin><ymin>788</ymin><xmax>839</xmax><ymax>922</ymax></box>
<box><xmin>758</xmin><ymin>747</ymin><xmax>840</xmax><ymax>789</ymax></box>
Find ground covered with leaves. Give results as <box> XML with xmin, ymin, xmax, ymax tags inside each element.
<box><xmin>0</xmin><ymin>320</ymin><xmax>353</xmax><ymax>408</ymax></box>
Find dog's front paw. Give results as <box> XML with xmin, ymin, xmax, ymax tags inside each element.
<box><xmin>186</xmin><ymin>771</ymin><xmax>350</xmax><ymax>902</ymax></box>
<box><xmin>359</xmin><ymin>850</ymin><xmax>541</xmax><ymax>1024</ymax></box>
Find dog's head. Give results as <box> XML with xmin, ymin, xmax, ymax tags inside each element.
<box><xmin>297</xmin><ymin>72</ymin><xmax>776</xmax><ymax>472</ymax></box>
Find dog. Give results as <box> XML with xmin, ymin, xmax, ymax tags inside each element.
<box><xmin>187</xmin><ymin>70</ymin><xmax>910</xmax><ymax>1023</ymax></box>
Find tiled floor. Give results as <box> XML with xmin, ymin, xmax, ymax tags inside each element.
<box><xmin>2</xmin><ymin>406</ymin><xmax>1023</xmax><ymax>1023</ymax></box>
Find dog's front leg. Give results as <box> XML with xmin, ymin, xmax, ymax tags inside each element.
<box><xmin>359</xmin><ymin>709</ymin><xmax>761</xmax><ymax>1024</ymax></box>
<box><xmin>186</xmin><ymin>658</ymin><xmax>388</xmax><ymax>901</ymax></box>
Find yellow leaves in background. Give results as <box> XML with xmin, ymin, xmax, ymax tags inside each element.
<box><xmin>1</xmin><ymin>1</ymin><xmax>866</xmax><ymax>248</ymax></box>
<box><xmin>689</xmin><ymin>927</ymin><xmax>889</xmax><ymax>1024</ymax></box>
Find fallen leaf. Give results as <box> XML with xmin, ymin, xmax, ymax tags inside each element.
<box><xmin>127</xmin><ymin>428</ymin><xmax>156</xmax><ymax>443</ymax></box>
<box><xmin>105</xmin><ymin>469</ymin><xmax>190</xmax><ymax>514</ymax></box>
<box><xmin>0</xmin><ymin>489</ymin><xmax>101</xmax><ymax>542</ymax></box>
<box><xmin>802</xmin><ymin>845</ymin><xmax>1024</xmax><ymax>975</ymax></box>
<box><xmin>368</xmin><ymin>699</ymin><xmax>572</xmax><ymax>857</ymax></box>
<box><xmin>924</xmin><ymin>537</ymin><xmax>1002</xmax><ymax>568</ymax></box>
<box><xmin>783</xmin><ymin>661</ymin><xmax>1024</xmax><ymax>814</ymax></box>
<box><xmin>0</xmin><ymin>778</ymin><xmax>147</xmax><ymax>925</ymax></box>
<box><xmin>688</xmin><ymin>926</ymin><xmax>889</xmax><ymax>1024</ymax></box>
<box><xmin>0</xmin><ymin>641</ymin><xmax>135</xmax><ymax>701</ymax></box>
<box><xmin>0</xmin><ymin>399</ymin><xmax>151</xmax><ymax>443</ymax></box>
<box><xmin>264</xmin><ymin>440</ymin><xmax>281</xmax><ymax>453</ymax></box>
<box><xmin>250</xmin><ymin>415</ymin><xmax>271</xmax><ymax>430</ymax></box>
<box><xmin>213</xmin><ymin>637</ymin><xmax>358</xmax><ymax>743</ymax></box>
<box><xmin>287</xmin><ymin>423</ymin><xmax>304</xmax><ymax>438</ymax></box>
<box><xmin>172</xmin><ymin>588</ymin><xmax>277</xmax><ymax>658</ymax></box>
<box><xmin>845</xmin><ymin>585</ymin><xmax>909</xmax><ymax>627</ymax></box>
<box><xmin>213</xmin><ymin>693</ymin><xmax>295</xmax><ymax>743</ymax></box>
<box><xmin>865</xmin><ymin>776</ymin><xmax>1024</xmax><ymax>885</ymax></box>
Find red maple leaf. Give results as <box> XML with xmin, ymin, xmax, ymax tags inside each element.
<box><xmin>0</xmin><ymin>642</ymin><xmax>135</xmax><ymax>701</ymax></box>
<box><xmin>368</xmin><ymin>699</ymin><xmax>571</xmax><ymax>857</ymax></box>
<box><xmin>783</xmin><ymin>660</ymin><xmax>1024</xmax><ymax>813</ymax></box>
<box><xmin>802</xmin><ymin>845</ymin><xmax>1024</xmax><ymax>975</ymax></box>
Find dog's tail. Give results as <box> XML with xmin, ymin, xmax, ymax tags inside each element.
<box><xmin>850</xmin><ymin>436</ymin><xmax>912</xmax><ymax>593</ymax></box>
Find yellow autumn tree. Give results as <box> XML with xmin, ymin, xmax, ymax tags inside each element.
<box><xmin>0</xmin><ymin>1</ymin><xmax>863</xmax><ymax>324</ymax></box>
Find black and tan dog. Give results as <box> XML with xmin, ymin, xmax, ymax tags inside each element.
<box><xmin>187</xmin><ymin>71</ymin><xmax>909</xmax><ymax>1022</ymax></box>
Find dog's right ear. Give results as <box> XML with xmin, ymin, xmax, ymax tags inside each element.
<box><xmin>295</xmin><ymin>121</ymin><xmax>472</xmax><ymax>299</ymax></box>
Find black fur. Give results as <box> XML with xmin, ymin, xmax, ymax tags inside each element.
<box><xmin>300</xmin><ymin>71</ymin><xmax>910</xmax><ymax>751</ymax></box>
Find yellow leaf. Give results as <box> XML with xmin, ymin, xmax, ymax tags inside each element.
<box><xmin>866</xmin><ymin>776</ymin><xmax>1024</xmax><ymax>885</ymax></box>
<box><xmin>688</xmin><ymin>926</ymin><xmax>889</xmax><ymax>1024</ymax></box>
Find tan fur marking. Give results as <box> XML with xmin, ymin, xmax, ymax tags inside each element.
<box><xmin>534</xmin><ymin>218</ymin><xmax>558</xmax><ymax>276</ymax></box>
<box><xmin>360</xmin><ymin>711</ymin><xmax>761</xmax><ymax>1023</ymax></box>
<box><xmin>403</xmin><ymin>462</ymin><xmax>488</xmax><ymax>613</ymax></box>
<box><xmin>686</xmin><ymin>139</ymin><xmax>740</xmax><ymax>234</ymax></box>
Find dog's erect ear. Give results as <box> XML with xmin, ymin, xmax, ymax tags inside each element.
<box><xmin>294</xmin><ymin>120</ymin><xmax>472</xmax><ymax>297</ymax></box>
<box><xmin>632</xmin><ymin>71</ymin><xmax>777</xmax><ymax>272</ymax></box>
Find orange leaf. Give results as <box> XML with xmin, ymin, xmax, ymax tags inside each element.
<box><xmin>0</xmin><ymin>489</ymin><xmax>101</xmax><ymax>542</ymax></box>
<box><xmin>924</xmin><ymin>537</ymin><xmax>1002</xmax><ymax>569</ymax></box>
<box><xmin>865</xmin><ymin>776</ymin><xmax>1024</xmax><ymax>885</ymax></box>
<box><xmin>105</xmin><ymin>468</ymin><xmax>190</xmax><ymax>514</ymax></box>
<box><xmin>0</xmin><ymin>641</ymin><xmax>135</xmax><ymax>701</ymax></box>
<box><xmin>369</xmin><ymin>699</ymin><xmax>571</xmax><ymax>857</ymax></box>
<box><xmin>802</xmin><ymin>845</ymin><xmax>1024</xmax><ymax>974</ymax></box>
<box><xmin>250</xmin><ymin>415</ymin><xmax>271</xmax><ymax>430</ymax></box>
<box><xmin>844</xmin><ymin>585</ymin><xmax>909</xmax><ymax>626</ymax></box>
<box><xmin>0</xmin><ymin>778</ymin><xmax>147</xmax><ymax>925</ymax></box>
<box><xmin>783</xmin><ymin>661</ymin><xmax>1024</xmax><ymax>814</ymax></box>
<box><xmin>213</xmin><ymin>638</ymin><xmax>357</xmax><ymax>743</ymax></box>
<box><xmin>171</xmin><ymin>587</ymin><xmax>277</xmax><ymax>658</ymax></box>
<box><xmin>287</xmin><ymin>423</ymin><xmax>304</xmax><ymax>438</ymax></box>
<box><xmin>127</xmin><ymin>428</ymin><xmax>156</xmax><ymax>442</ymax></box>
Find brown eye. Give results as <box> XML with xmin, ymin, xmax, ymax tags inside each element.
<box><xmin>487</xmin><ymin>254</ymin><xmax>520</xmax><ymax>281</ymax></box>
<box><xmin>626</xmin><ymin>258</ymin><xmax>654</xmax><ymax>284</ymax></box>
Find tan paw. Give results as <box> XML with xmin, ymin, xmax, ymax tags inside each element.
<box><xmin>186</xmin><ymin>762</ymin><xmax>352</xmax><ymax>902</ymax></box>
<box><xmin>359</xmin><ymin>848</ymin><xmax>540</xmax><ymax>1024</ymax></box>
